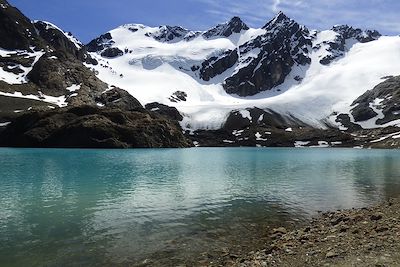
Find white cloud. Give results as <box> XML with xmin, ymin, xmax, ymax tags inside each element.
<box><xmin>193</xmin><ymin>0</ymin><xmax>400</xmax><ymax>35</ymax></box>
<box><xmin>272</xmin><ymin>0</ymin><xmax>281</xmax><ymax>12</ymax></box>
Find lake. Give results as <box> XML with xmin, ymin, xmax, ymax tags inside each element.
<box><xmin>0</xmin><ymin>148</ymin><xmax>399</xmax><ymax>266</ymax></box>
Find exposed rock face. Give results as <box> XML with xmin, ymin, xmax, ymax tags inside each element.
<box><xmin>187</xmin><ymin>107</ymin><xmax>351</xmax><ymax>147</ymax></box>
<box><xmin>100</xmin><ymin>47</ymin><xmax>123</xmax><ymax>58</ymax></box>
<box><xmin>27</xmin><ymin>50</ymin><xmax>108</xmax><ymax>105</ymax></box>
<box><xmin>190</xmin><ymin>124</ymin><xmax>353</xmax><ymax>148</ymax></box>
<box><xmin>147</xmin><ymin>25</ymin><xmax>190</xmax><ymax>43</ymax></box>
<box><xmin>0</xmin><ymin>50</ymin><xmax>36</xmax><ymax>78</ymax></box>
<box><xmin>34</xmin><ymin>21</ymin><xmax>81</xmax><ymax>56</ymax></box>
<box><xmin>203</xmin><ymin>17</ymin><xmax>249</xmax><ymax>39</ymax></box>
<box><xmin>85</xmin><ymin>32</ymin><xmax>114</xmax><ymax>52</ymax></box>
<box><xmin>199</xmin><ymin>50</ymin><xmax>238</xmax><ymax>81</ymax></box>
<box><xmin>223</xmin><ymin>107</ymin><xmax>304</xmax><ymax>131</ymax></box>
<box><xmin>351</xmin><ymin>104</ymin><xmax>378</xmax><ymax>122</ymax></box>
<box><xmin>334</xmin><ymin>114</ymin><xmax>362</xmax><ymax>132</ymax></box>
<box><xmin>319</xmin><ymin>25</ymin><xmax>381</xmax><ymax>65</ymax></box>
<box><xmin>0</xmin><ymin>0</ymin><xmax>43</xmax><ymax>50</ymax></box>
<box><xmin>224</xmin><ymin>12</ymin><xmax>312</xmax><ymax>96</ymax></box>
<box><xmin>145</xmin><ymin>102</ymin><xmax>183</xmax><ymax>121</ymax></box>
<box><xmin>0</xmin><ymin>94</ymin><xmax>56</xmax><ymax>124</ymax></box>
<box><xmin>96</xmin><ymin>88</ymin><xmax>143</xmax><ymax>110</ymax></box>
<box><xmin>332</xmin><ymin>25</ymin><xmax>381</xmax><ymax>43</ymax></box>
<box><xmin>350</xmin><ymin>76</ymin><xmax>400</xmax><ymax>125</ymax></box>
<box><xmin>0</xmin><ymin>0</ymin><xmax>113</xmax><ymax>108</ymax></box>
<box><xmin>197</xmin><ymin>12</ymin><xmax>312</xmax><ymax>96</ymax></box>
<box><xmin>0</xmin><ymin>105</ymin><xmax>191</xmax><ymax>148</ymax></box>
<box><xmin>33</xmin><ymin>20</ymin><xmax>97</xmax><ymax>65</ymax></box>
<box><xmin>169</xmin><ymin>91</ymin><xmax>187</xmax><ymax>102</ymax></box>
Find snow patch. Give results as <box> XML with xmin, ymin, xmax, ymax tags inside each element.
<box><xmin>0</xmin><ymin>91</ymin><xmax>67</xmax><ymax>107</ymax></box>
<box><xmin>66</xmin><ymin>84</ymin><xmax>81</xmax><ymax>92</ymax></box>
<box><xmin>0</xmin><ymin>122</ymin><xmax>11</xmax><ymax>127</ymax></box>
<box><xmin>239</xmin><ymin>110</ymin><xmax>252</xmax><ymax>122</ymax></box>
<box><xmin>294</xmin><ymin>141</ymin><xmax>310</xmax><ymax>147</ymax></box>
<box><xmin>0</xmin><ymin>48</ymin><xmax>45</xmax><ymax>85</ymax></box>
<box><xmin>232</xmin><ymin>129</ymin><xmax>244</xmax><ymax>136</ymax></box>
<box><xmin>255</xmin><ymin>132</ymin><xmax>268</xmax><ymax>141</ymax></box>
<box><xmin>370</xmin><ymin>131</ymin><xmax>400</xmax><ymax>143</ymax></box>
<box><xmin>310</xmin><ymin>141</ymin><xmax>330</xmax><ymax>148</ymax></box>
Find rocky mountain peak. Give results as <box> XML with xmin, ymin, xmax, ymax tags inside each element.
<box><xmin>331</xmin><ymin>24</ymin><xmax>381</xmax><ymax>43</ymax></box>
<box><xmin>85</xmin><ymin>32</ymin><xmax>114</xmax><ymax>53</ymax></box>
<box><xmin>220</xmin><ymin>12</ymin><xmax>312</xmax><ymax>96</ymax></box>
<box><xmin>263</xmin><ymin>11</ymin><xmax>293</xmax><ymax>29</ymax></box>
<box><xmin>225</xmin><ymin>16</ymin><xmax>249</xmax><ymax>32</ymax></box>
<box><xmin>148</xmin><ymin>25</ymin><xmax>190</xmax><ymax>42</ymax></box>
<box><xmin>203</xmin><ymin>16</ymin><xmax>249</xmax><ymax>39</ymax></box>
<box><xmin>318</xmin><ymin>24</ymin><xmax>381</xmax><ymax>65</ymax></box>
<box><xmin>33</xmin><ymin>21</ymin><xmax>82</xmax><ymax>57</ymax></box>
<box><xmin>0</xmin><ymin>0</ymin><xmax>42</xmax><ymax>50</ymax></box>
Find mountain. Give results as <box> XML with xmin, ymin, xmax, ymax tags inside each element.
<box><xmin>0</xmin><ymin>0</ymin><xmax>106</xmax><ymax>110</ymax></box>
<box><xmin>1</xmin><ymin>0</ymin><xmax>400</xmax><ymax>148</ymax></box>
<box><xmin>83</xmin><ymin>12</ymin><xmax>399</xmax><ymax>133</ymax></box>
<box><xmin>0</xmin><ymin>0</ymin><xmax>191</xmax><ymax>148</ymax></box>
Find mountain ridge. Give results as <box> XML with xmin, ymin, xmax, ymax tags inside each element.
<box><xmin>1</xmin><ymin>0</ymin><xmax>400</xmax><ymax>148</ymax></box>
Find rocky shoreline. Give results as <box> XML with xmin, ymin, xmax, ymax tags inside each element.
<box><xmin>219</xmin><ymin>199</ymin><xmax>400</xmax><ymax>267</ymax></box>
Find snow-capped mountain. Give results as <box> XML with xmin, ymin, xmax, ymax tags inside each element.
<box><xmin>84</xmin><ymin>12</ymin><xmax>400</xmax><ymax>131</ymax></box>
<box><xmin>0</xmin><ymin>0</ymin><xmax>110</xmax><ymax>112</ymax></box>
<box><xmin>1</xmin><ymin>0</ymin><xmax>400</xmax><ymax>140</ymax></box>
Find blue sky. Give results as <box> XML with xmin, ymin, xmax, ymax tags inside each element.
<box><xmin>9</xmin><ymin>0</ymin><xmax>400</xmax><ymax>43</ymax></box>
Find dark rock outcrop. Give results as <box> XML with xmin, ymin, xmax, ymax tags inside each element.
<box><xmin>189</xmin><ymin>124</ymin><xmax>353</xmax><ymax>148</ymax></box>
<box><xmin>33</xmin><ymin>20</ymin><xmax>97</xmax><ymax>65</ymax></box>
<box><xmin>34</xmin><ymin>21</ymin><xmax>80</xmax><ymax>56</ymax></box>
<box><xmin>169</xmin><ymin>91</ymin><xmax>187</xmax><ymax>102</ymax></box>
<box><xmin>0</xmin><ymin>0</ymin><xmax>108</xmax><ymax>107</ymax></box>
<box><xmin>223</xmin><ymin>107</ymin><xmax>305</xmax><ymax>131</ymax></box>
<box><xmin>101</xmin><ymin>47</ymin><xmax>123</xmax><ymax>58</ymax></box>
<box><xmin>199</xmin><ymin>50</ymin><xmax>238</xmax><ymax>81</ymax></box>
<box><xmin>203</xmin><ymin>17</ymin><xmax>249</xmax><ymax>39</ymax></box>
<box><xmin>222</xmin><ymin>12</ymin><xmax>312</xmax><ymax>96</ymax></box>
<box><xmin>148</xmin><ymin>25</ymin><xmax>190</xmax><ymax>43</ymax></box>
<box><xmin>85</xmin><ymin>32</ymin><xmax>114</xmax><ymax>52</ymax></box>
<box><xmin>350</xmin><ymin>76</ymin><xmax>400</xmax><ymax>125</ymax></box>
<box><xmin>334</xmin><ymin>114</ymin><xmax>362</xmax><ymax>132</ymax></box>
<box><xmin>0</xmin><ymin>0</ymin><xmax>43</xmax><ymax>51</ymax></box>
<box><xmin>0</xmin><ymin>105</ymin><xmax>191</xmax><ymax>148</ymax></box>
<box><xmin>332</xmin><ymin>25</ymin><xmax>381</xmax><ymax>44</ymax></box>
<box><xmin>145</xmin><ymin>102</ymin><xmax>183</xmax><ymax>121</ymax></box>
<box><xmin>27</xmin><ymin>50</ymin><xmax>108</xmax><ymax>105</ymax></box>
<box><xmin>351</xmin><ymin>104</ymin><xmax>377</xmax><ymax>122</ymax></box>
<box><xmin>319</xmin><ymin>25</ymin><xmax>381</xmax><ymax>65</ymax></box>
<box><xmin>96</xmin><ymin>88</ymin><xmax>143</xmax><ymax>110</ymax></box>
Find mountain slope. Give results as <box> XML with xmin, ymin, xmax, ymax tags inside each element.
<box><xmin>1</xmin><ymin>0</ymin><xmax>399</xmax><ymax>138</ymax></box>
<box><xmin>0</xmin><ymin>0</ymin><xmax>111</xmax><ymax>111</ymax></box>
<box><xmin>85</xmin><ymin>14</ymin><xmax>399</xmax><ymax>131</ymax></box>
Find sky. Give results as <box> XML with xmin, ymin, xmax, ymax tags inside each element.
<box><xmin>8</xmin><ymin>0</ymin><xmax>400</xmax><ymax>43</ymax></box>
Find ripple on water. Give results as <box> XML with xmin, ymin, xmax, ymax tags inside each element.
<box><xmin>0</xmin><ymin>148</ymin><xmax>400</xmax><ymax>266</ymax></box>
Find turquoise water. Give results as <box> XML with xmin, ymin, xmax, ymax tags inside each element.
<box><xmin>0</xmin><ymin>148</ymin><xmax>400</xmax><ymax>266</ymax></box>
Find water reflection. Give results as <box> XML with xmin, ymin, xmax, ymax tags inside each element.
<box><xmin>0</xmin><ymin>148</ymin><xmax>399</xmax><ymax>266</ymax></box>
